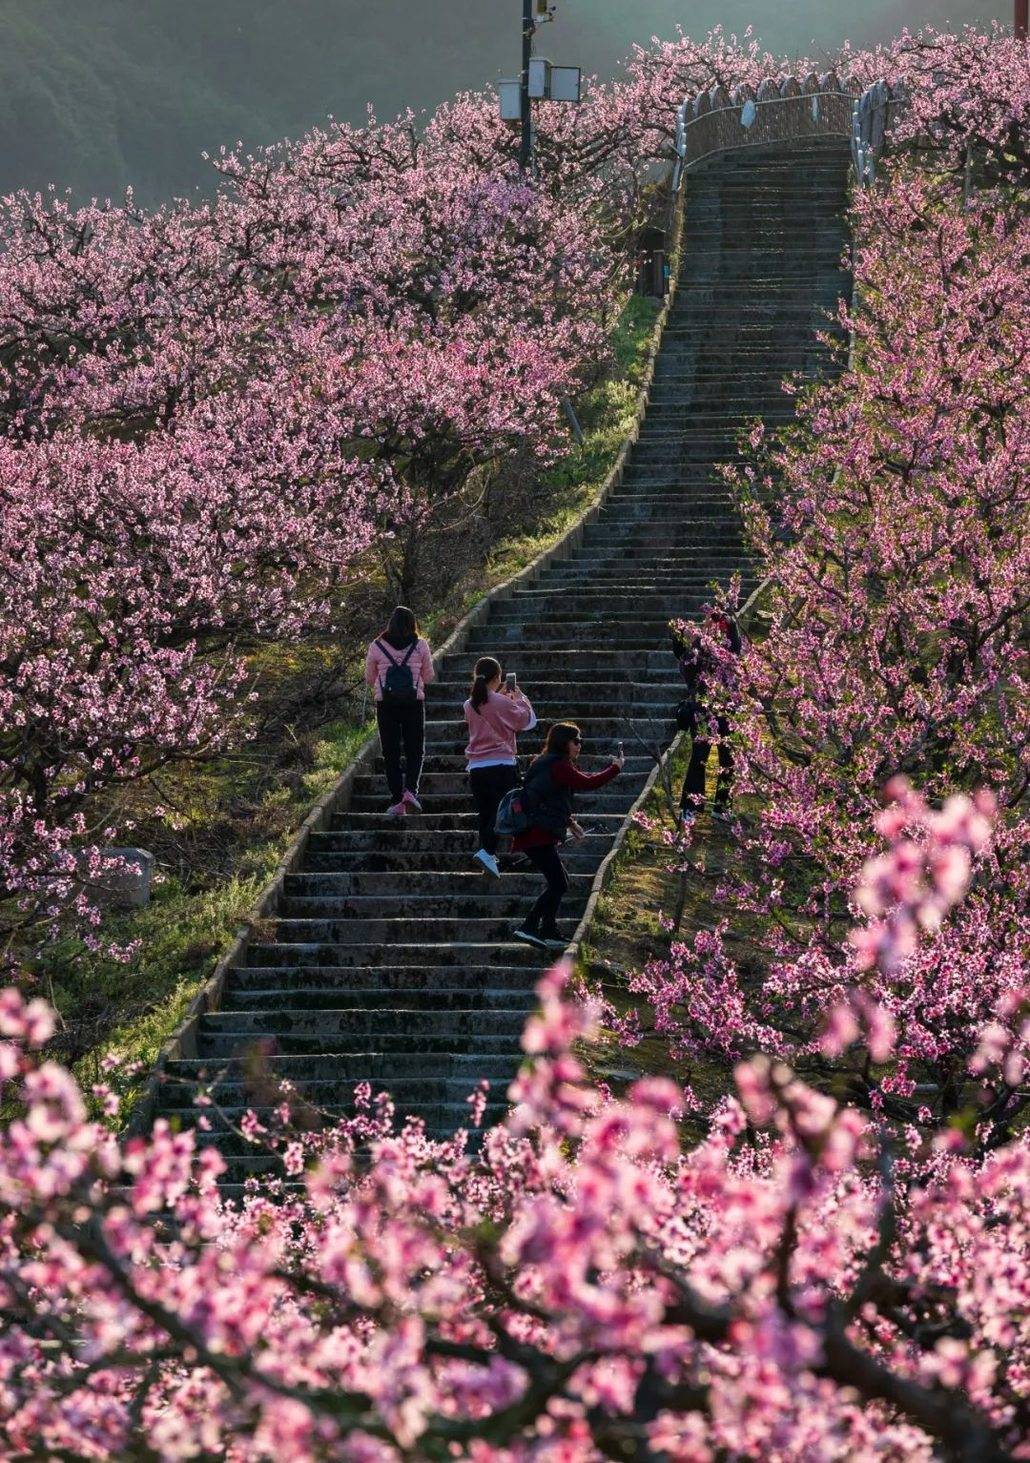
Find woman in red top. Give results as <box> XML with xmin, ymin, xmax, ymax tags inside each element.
<box><xmin>512</xmin><ymin>722</ymin><xmax>623</xmax><ymax>952</ymax></box>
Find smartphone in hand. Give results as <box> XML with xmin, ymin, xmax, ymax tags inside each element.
<box><xmin>505</xmin><ymin>671</ymin><xmax>517</xmax><ymax>691</ymax></box>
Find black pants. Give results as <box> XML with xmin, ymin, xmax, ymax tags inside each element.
<box><xmin>522</xmin><ymin>844</ymin><xmax>569</xmax><ymax>936</ymax></box>
<box><xmin>376</xmin><ymin>700</ymin><xmax>425</xmax><ymax>803</ymax></box>
<box><xmin>468</xmin><ymin>764</ymin><xmax>519</xmax><ymax>855</ymax></box>
<box><xmin>681</xmin><ymin>712</ymin><xmax>733</xmax><ymax>811</ymax></box>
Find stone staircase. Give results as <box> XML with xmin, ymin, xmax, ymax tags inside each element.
<box><xmin>156</xmin><ymin>140</ymin><xmax>852</xmax><ymax>1190</ymax></box>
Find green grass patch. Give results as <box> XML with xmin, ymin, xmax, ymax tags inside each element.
<box><xmin>575</xmin><ymin>736</ymin><xmax>767</xmax><ymax>1125</ymax></box>
<box><xmin>49</xmin><ymin>717</ymin><xmax>371</xmax><ymax>1113</ymax></box>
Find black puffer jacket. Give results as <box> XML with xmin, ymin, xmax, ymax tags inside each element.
<box><xmin>523</xmin><ymin>754</ymin><xmax>574</xmax><ymax>836</ymax></box>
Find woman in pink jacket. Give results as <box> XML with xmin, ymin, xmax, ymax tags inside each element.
<box><xmin>463</xmin><ymin>656</ymin><xmax>536</xmax><ymax>878</ymax></box>
<box><xmin>365</xmin><ymin>606</ymin><xmax>435</xmax><ymax>817</ymax></box>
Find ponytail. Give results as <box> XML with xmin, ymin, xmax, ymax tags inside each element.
<box><xmin>470</xmin><ymin>656</ymin><xmax>501</xmax><ymax>713</ymax></box>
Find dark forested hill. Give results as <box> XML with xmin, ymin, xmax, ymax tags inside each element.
<box><xmin>0</xmin><ymin>0</ymin><xmax>999</xmax><ymax>205</ymax></box>
<box><xmin>0</xmin><ymin>0</ymin><xmax>506</xmax><ymax>203</ymax></box>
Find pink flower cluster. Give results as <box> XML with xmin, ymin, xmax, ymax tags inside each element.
<box><xmin>0</xmin><ymin>83</ymin><xmax>623</xmax><ymax>962</ymax></box>
<box><xmin>851</xmin><ymin>776</ymin><xmax>996</xmax><ymax>972</ymax></box>
<box><xmin>0</xmin><ymin>937</ymin><xmax>1027</xmax><ymax>1458</ymax></box>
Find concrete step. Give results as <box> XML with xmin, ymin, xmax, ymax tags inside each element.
<box><xmin>272</xmin><ymin>897</ymin><xmax>589</xmax><ymax>926</ymax></box>
<box><xmin>242</xmin><ymin>941</ymin><xmax>552</xmax><ymax>970</ymax></box>
<box><xmin>478</xmin><ymin>611</ymin><xmax>720</xmax><ymax>635</ymax></box>
<box><xmin>535</xmin><ymin>560</ymin><xmax>748</xmax><ymax>582</ymax></box>
<box><xmin>167</xmin><ymin>1053</ymin><xmax>521</xmax><ymax>1084</ymax></box>
<box><xmin>542</xmin><ymin>535</ymin><xmax>747</xmax><ymax>554</ymax></box>
<box><xmin>227</xmin><ymin>963</ymin><xmax>542</xmax><ymax>993</ymax></box>
<box><xmin>496</xmin><ymin>586</ymin><xmax>743</xmax><ymax>607</ymax></box>
<box><xmin>333</xmin><ymin>805</ymin><xmax>629</xmax><ymax>827</ymax></box>
<box><xmin>444</xmin><ymin>648</ymin><xmax>684</xmax><ymax>674</ymax></box>
<box><xmin>493</xmin><ymin>599</ymin><xmax>753</xmax><ymax>623</ymax></box>
<box><xmin>421</xmin><ymin>696</ymin><xmax>679</xmax><ymax>725</ymax></box>
<box><xmin>307</xmin><ymin>828</ymin><xmax>613</xmax><ymax>856</ymax></box>
<box><xmin>642</xmin><ymin>403</ymin><xmax>798</xmax><ymax>422</ymax></box>
<box><xmin>596</xmin><ymin>490</ymin><xmax>740</xmax><ymax>505</ymax></box>
<box><xmin>576</xmin><ymin>536</ymin><xmax>745</xmax><ymax>555</ymax></box>
<box><xmin>196</xmin><ymin>1028</ymin><xmax>530</xmax><ymax>1059</ymax></box>
<box><xmin>200</xmin><ymin>1007</ymin><xmax>531</xmax><ymax>1039</ymax></box>
<box><xmin>219</xmin><ymin>984</ymin><xmax>538</xmax><ymax>1013</ymax></box>
<box><xmin>348</xmin><ymin>771</ymin><xmax>648</xmax><ymax>802</ymax></box>
<box><xmin>463</xmin><ymin>630</ymin><xmax>691</xmax><ymax>654</ymax></box>
<box><xmin>338</xmin><ymin>788</ymin><xmax>642</xmax><ymax>818</ymax></box>
<box><xmin>299</xmin><ymin>853</ymin><xmax>606</xmax><ymax>880</ymax></box>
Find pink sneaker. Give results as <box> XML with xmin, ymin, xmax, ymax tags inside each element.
<box><xmin>402</xmin><ymin>789</ymin><xmax>423</xmax><ymax>812</ymax></box>
<box><xmin>386</xmin><ymin>801</ymin><xmax>407</xmax><ymax>818</ymax></box>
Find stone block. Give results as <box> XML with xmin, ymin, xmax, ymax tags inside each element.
<box><xmin>98</xmin><ymin>847</ymin><xmax>155</xmax><ymax>908</ymax></box>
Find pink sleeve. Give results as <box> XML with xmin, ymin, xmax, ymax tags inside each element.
<box><xmin>419</xmin><ymin>641</ymin><xmax>436</xmax><ymax>686</ymax></box>
<box><xmin>364</xmin><ymin>643</ymin><xmax>379</xmax><ymax>688</ymax></box>
<box><xmin>494</xmin><ymin>693</ymin><xmax>534</xmax><ymax>730</ymax></box>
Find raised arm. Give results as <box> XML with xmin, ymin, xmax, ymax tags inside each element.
<box><xmin>552</xmin><ymin>760</ymin><xmax>620</xmax><ymax>792</ymax></box>
<box><xmin>496</xmin><ymin>689</ymin><xmax>537</xmax><ymax>731</ymax></box>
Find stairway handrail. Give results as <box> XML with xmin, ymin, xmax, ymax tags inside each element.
<box><xmin>671</xmin><ymin>75</ymin><xmax>858</xmax><ymax>193</ymax></box>
<box><xmin>851</xmin><ymin>78</ymin><xmax>898</xmax><ymax>187</ymax></box>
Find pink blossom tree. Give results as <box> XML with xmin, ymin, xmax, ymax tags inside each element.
<box><xmin>0</xmin><ymin>93</ymin><xmax>623</xmax><ymax>953</ymax></box>
<box><xmin>615</xmin><ymin>78</ymin><xmax>1028</xmax><ymax>1133</ymax></box>
<box><xmin>850</xmin><ymin>24</ymin><xmax>1030</xmax><ymax>178</ymax></box>
<box><xmin>0</xmin><ymin>380</ymin><xmax>391</xmax><ymax>964</ymax></box>
<box><xmin>0</xmin><ymin>791</ymin><xmax>1026</xmax><ymax>1458</ymax></box>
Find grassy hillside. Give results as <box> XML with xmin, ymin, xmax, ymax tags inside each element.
<box><xmin>0</xmin><ymin>1</ymin><xmax>263</xmax><ymax>201</ymax></box>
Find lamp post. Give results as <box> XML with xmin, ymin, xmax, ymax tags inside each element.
<box><xmin>497</xmin><ymin>3</ymin><xmax>580</xmax><ymax>166</ymax></box>
<box><xmin>520</xmin><ymin>0</ymin><xmax>535</xmax><ymax>171</ymax></box>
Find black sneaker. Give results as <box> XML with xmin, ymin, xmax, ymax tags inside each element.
<box><xmin>512</xmin><ymin>927</ymin><xmax>548</xmax><ymax>950</ymax></box>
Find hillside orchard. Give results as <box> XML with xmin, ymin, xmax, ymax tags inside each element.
<box><xmin>0</xmin><ymin>22</ymin><xmax>1027</xmax><ymax>1462</ymax></box>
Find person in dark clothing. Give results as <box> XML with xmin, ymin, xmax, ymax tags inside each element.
<box><xmin>511</xmin><ymin>722</ymin><xmax>623</xmax><ymax>951</ymax></box>
<box><xmin>364</xmin><ymin>606</ymin><xmax>436</xmax><ymax>817</ymax></box>
<box><xmin>672</xmin><ymin>610</ymin><xmax>741</xmax><ymax>826</ymax></box>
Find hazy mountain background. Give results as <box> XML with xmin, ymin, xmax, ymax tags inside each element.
<box><xmin>0</xmin><ymin>0</ymin><xmax>1005</xmax><ymax>205</ymax></box>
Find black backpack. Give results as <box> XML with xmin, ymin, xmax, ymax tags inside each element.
<box><xmin>522</xmin><ymin>754</ymin><xmax>575</xmax><ymax>835</ymax></box>
<box><xmin>375</xmin><ymin>639</ymin><xmax>419</xmax><ymax>706</ymax></box>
